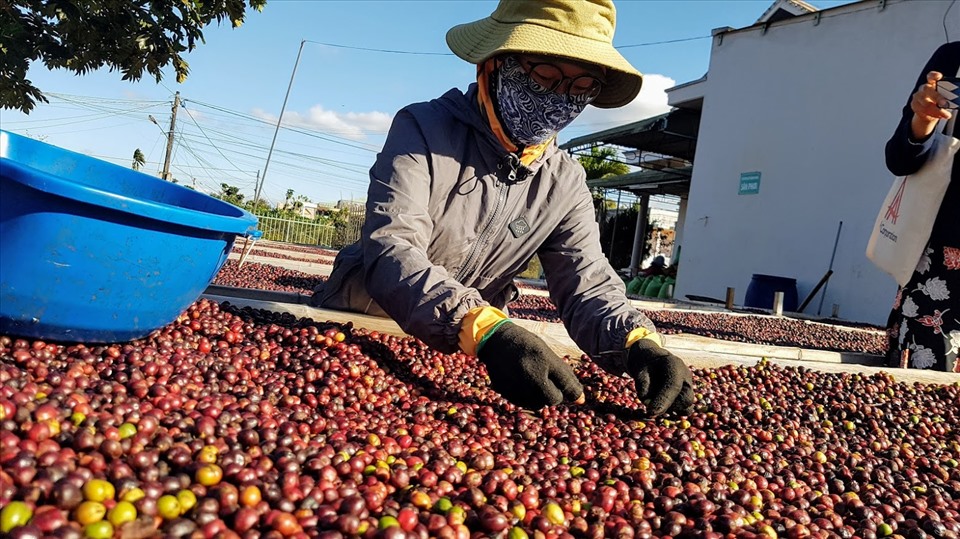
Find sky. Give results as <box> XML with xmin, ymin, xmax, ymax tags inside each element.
<box><xmin>3</xmin><ymin>0</ymin><xmax>855</xmax><ymax>206</ymax></box>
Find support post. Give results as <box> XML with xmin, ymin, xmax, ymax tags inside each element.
<box><xmin>726</xmin><ymin>287</ymin><xmax>736</xmax><ymax>310</ymax></box>
<box><xmin>773</xmin><ymin>292</ymin><xmax>784</xmax><ymax>317</ymax></box>
<box><xmin>629</xmin><ymin>194</ymin><xmax>650</xmax><ymax>277</ymax></box>
<box><xmin>258</xmin><ymin>40</ymin><xmax>307</xmax><ymax>208</ymax></box>
<box><xmin>817</xmin><ymin>221</ymin><xmax>843</xmax><ymax>316</ymax></box>
<box><xmin>608</xmin><ymin>189</ymin><xmax>623</xmax><ymax>260</ymax></box>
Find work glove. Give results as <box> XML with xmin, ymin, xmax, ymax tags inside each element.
<box><xmin>476</xmin><ymin>321</ymin><xmax>584</xmax><ymax>410</ymax></box>
<box><xmin>627</xmin><ymin>339</ymin><xmax>695</xmax><ymax>416</ymax></box>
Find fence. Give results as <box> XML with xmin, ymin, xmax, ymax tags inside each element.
<box><xmin>253</xmin><ymin>214</ymin><xmax>336</xmax><ymax>246</ymax></box>
<box><xmin>335</xmin><ymin>207</ymin><xmax>365</xmax><ymax>248</ymax></box>
<box><xmin>251</xmin><ymin>205</ymin><xmax>366</xmax><ymax>249</ymax></box>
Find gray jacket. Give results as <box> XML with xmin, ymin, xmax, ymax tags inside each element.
<box><xmin>312</xmin><ymin>84</ymin><xmax>655</xmax><ymax>361</ymax></box>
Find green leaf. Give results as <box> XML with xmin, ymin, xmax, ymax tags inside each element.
<box><xmin>3</xmin><ymin>0</ymin><xmax>266</xmax><ymax>112</ymax></box>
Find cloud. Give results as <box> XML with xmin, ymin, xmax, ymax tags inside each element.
<box><xmin>251</xmin><ymin>73</ymin><xmax>675</xmax><ymax>144</ymax></box>
<box><xmin>563</xmin><ymin>73</ymin><xmax>676</xmax><ymax>140</ymax></box>
<box><xmin>122</xmin><ymin>89</ymin><xmax>154</xmax><ymax>101</ymax></box>
<box><xmin>180</xmin><ymin>106</ymin><xmax>206</xmax><ymax>122</ymax></box>
<box><xmin>253</xmin><ymin>105</ymin><xmax>393</xmax><ymax>141</ymax></box>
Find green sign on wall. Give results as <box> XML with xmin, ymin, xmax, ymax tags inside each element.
<box><xmin>739</xmin><ymin>171</ymin><xmax>761</xmax><ymax>195</ymax></box>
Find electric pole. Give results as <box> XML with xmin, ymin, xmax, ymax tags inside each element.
<box><xmin>252</xmin><ymin>170</ymin><xmax>261</xmax><ymax>211</ymax></box>
<box><xmin>161</xmin><ymin>92</ymin><xmax>181</xmax><ymax>182</ymax></box>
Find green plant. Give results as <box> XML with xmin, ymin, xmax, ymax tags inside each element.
<box><xmin>131</xmin><ymin>148</ymin><xmax>145</xmax><ymax>171</ymax></box>
<box><xmin>518</xmin><ymin>256</ymin><xmax>543</xmax><ymax>280</ymax></box>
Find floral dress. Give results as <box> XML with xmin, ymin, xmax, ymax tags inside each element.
<box><xmin>887</xmin><ymin>245</ymin><xmax>960</xmax><ymax>372</ymax></box>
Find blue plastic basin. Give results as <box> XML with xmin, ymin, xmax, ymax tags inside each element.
<box><xmin>744</xmin><ymin>274</ymin><xmax>799</xmax><ymax>312</ymax></box>
<box><xmin>0</xmin><ymin>130</ymin><xmax>260</xmax><ymax>342</ymax></box>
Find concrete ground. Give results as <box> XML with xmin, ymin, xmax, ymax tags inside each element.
<box><xmin>225</xmin><ymin>252</ymin><xmax>883</xmax><ymax>334</ymax></box>
<box><xmin>225</xmin><ymin>253</ymin><xmax>882</xmax><ymax>337</ymax></box>
<box><xmin>203</xmin><ymin>285</ymin><xmax>960</xmax><ymax>386</ymax></box>
<box><xmin>228</xmin><ymin>245</ymin><xmax>333</xmax><ymax>276</ymax></box>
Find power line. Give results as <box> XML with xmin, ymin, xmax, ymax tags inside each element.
<box><xmin>176</xmin><ymin>129</ymin><xmax>371</xmax><ymax>173</ymax></box>
<box><xmin>304</xmin><ymin>39</ymin><xmax>452</xmax><ymax>56</ymax></box>
<box><xmin>145</xmin><ymin>132</ymin><xmax>164</xmax><ymax>166</ymax></box>
<box><xmin>175</xmin><ymin>138</ymin><xmax>237</xmax><ymax>193</ymax></box>
<box><xmin>2</xmin><ymin>101</ymin><xmax>165</xmax><ymax>129</ymax></box>
<box><xmin>301</xmin><ymin>3</ymin><xmax>897</xmax><ymax>59</ymax></box>
<box><xmin>181</xmin><ymin>103</ymin><xmax>257</xmax><ymax>180</ymax></box>
<box><xmin>177</xmin><ymin>110</ymin><xmax>383</xmax><ymax>162</ymax></box>
<box><xmin>179</xmin><ymin>140</ymin><xmax>371</xmax><ymax>189</ymax></box>
<box><xmin>171</xmin><ymin>131</ymin><xmax>370</xmax><ymax>188</ymax></box>
<box><xmin>2</xmin><ymin>105</ymin><xmax>162</xmax><ymax>126</ymax></box>
<box><xmin>86</xmin><ymin>154</ymin><xmax>259</xmax><ymax>174</ymax></box>
<box><xmin>45</xmin><ymin>92</ymin><xmax>167</xmax><ymax>105</ymax></box>
<box><xmin>945</xmin><ymin>0</ymin><xmax>958</xmax><ymax>41</ymax></box>
<box><xmin>17</xmin><ymin>119</ymin><xmax>147</xmax><ymax>136</ymax></box>
<box><xmin>617</xmin><ymin>36</ymin><xmax>711</xmax><ymax>49</ymax></box>
<box><xmin>302</xmin><ymin>35</ymin><xmax>712</xmax><ymax>56</ymax></box>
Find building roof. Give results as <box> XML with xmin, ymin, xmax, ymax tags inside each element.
<box><xmin>756</xmin><ymin>0</ymin><xmax>818</xmax><ymax>24</ymax></box>
<box><xmin>585</xmin><ymin>167</ymin><xmax>693</xmax><ymax>197</ymax></box>
<box><xmin>560</xmin><ymin>108</ymin><xmax>701</xmax><ymax>163</ymax></box>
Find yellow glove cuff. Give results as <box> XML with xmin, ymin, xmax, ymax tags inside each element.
<box><xmin>459</xmin><ymin>306</ymin><xmax>509</xmax><ymax>356</ymax></box>
<box><xmin>625</xmin><ymin>327</ymin><xmax>664</xmax><ymax>349</ymax></box>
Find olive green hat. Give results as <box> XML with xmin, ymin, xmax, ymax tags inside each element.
<box><xmin>446</xmin><ymin>0</ymin><xmax>643</xmax><ymax>108</ymax></box>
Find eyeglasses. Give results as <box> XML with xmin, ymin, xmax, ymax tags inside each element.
<box><xmin>516</xmin><ymin>57</ymin><xmax>605</xmax><ymax>100</ymax></box>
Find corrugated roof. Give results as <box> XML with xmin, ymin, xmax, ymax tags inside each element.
<box><xmin>561</xmin><ymin>108</ymin><xmax>700</xmax><ymax>162</ymax></box>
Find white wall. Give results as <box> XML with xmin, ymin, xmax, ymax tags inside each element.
<box><xmin>675</xmin><ymin>0</ymin><xmax>959</xmax><ymax>323</ymax></box>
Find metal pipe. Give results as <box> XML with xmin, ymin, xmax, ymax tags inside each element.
<box><xmin>817</xmin><ymin>221</ymin><xmax>843</xmax><ymax>316</ymax></box>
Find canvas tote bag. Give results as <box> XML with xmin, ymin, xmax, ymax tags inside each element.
<box><xmin>867</xmin><ymin>88</ymin><xmax>959</xmax><ymax>286</ymax></box>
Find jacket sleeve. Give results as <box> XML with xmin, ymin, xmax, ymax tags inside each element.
<box><xmin>536</xmin><ymin>172</ymin><xmax>656</xmax><ymax>360</ymax></box>
<box><xmin>361</xmin><ymin>110</ymin><xmax>488</xmax><ymax>353</ymax></box>
<box><xmin>885</xmin><ymin>43</ymin><xmax>951</xmax><ymax>177</ymax></box>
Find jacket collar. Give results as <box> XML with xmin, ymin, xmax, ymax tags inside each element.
<box><xmin>436</xmin><ymin>84</ymin><xmax>559</xmax><ymax>179</ymax></box>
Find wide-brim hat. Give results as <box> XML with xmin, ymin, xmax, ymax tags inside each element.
<box><xmin>446</xmin><ymin>0</ymin><xmax>643</xmax><ymax>109</ymax></box>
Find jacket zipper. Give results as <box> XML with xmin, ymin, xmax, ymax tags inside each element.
<box><xmin>454</xmin><ymin>160</ymin><xmax>515</xmax><ymax>282</ymax></box>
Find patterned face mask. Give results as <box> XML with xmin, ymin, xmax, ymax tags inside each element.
<box><xmin>495</xmin><ymin>56</ymin><xmax>594</xmax><ymax>147</ymax></box>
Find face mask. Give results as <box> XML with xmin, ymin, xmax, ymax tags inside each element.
<box><xmin>495</xmin><ymin>56</ymin><xmax>593</xmax><ymax>147</ymax></box>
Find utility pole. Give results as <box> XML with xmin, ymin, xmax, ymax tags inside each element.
<box><xmin>161</xmin><ymin>92</ymin><xmax>181</xmax><ymax>182</ymax></box>
<box><xmin>252</xmin><ymin>170</ymin><xmax>261</xmax><ymax>211</ymax></box>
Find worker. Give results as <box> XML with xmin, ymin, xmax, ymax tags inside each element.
<box><xmin>883</xmin><ymin>41</ymin><xmax>960</xmax><ymax>372</ymax></box>
<box><xmin>639</xmin><ymin>256</ymin><xmax>667</xmax><ymax>278</ymax></box>
<box><xmin>311</xmin><ymin>0</ymin><xmax>694</xmax><ymax>414</ymax></box>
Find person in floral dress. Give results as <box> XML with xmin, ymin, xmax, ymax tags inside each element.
<box><xmin>884</xmin><ymin>41</ymin><xmax>960</xmax><ymax>372</ymax></box>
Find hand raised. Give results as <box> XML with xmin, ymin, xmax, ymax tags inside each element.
<box><xmin>910</xmin><ymin>71</ymin><xmax>954</xmax><ymax>139</ymax></box>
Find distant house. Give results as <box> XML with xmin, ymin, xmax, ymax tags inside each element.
<box><xmin>565</xmin><ymin>0</ymin><xmax>956</xmax><ymax>323</ymax></box>
<box><xmin>335</xmin><ymin>199</ymin><xmax>366</xmax><ymax>213</ymax></box>
<box><xmin>294</xmin><ymin>202</ymin><xmax>325</xmax><ymax>220</ymax></box>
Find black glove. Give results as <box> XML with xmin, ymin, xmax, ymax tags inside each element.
<box><xmin>476</xmin><ymin>322</ymin><xmax>584</xmax><ymax>410</ymax></box>
<box><xmin>627</xmin><ymin>339</ymin><xmax>695</xmax><ymax>416</ymax></box>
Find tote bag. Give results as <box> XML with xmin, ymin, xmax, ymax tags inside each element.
<box><xmin>867</xmin><ymin>115</ymin><xmax>959</xmax><ymax>286</ymax></box>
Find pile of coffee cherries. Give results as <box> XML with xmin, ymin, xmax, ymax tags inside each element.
<box><xmin>4</xmin><ymin>299</ymin><xmax>954</xmax><ymax>538</ymax></box>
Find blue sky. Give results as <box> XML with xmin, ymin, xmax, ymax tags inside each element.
<box><xmin>4</xmin><ymin>0</ymin><xmax>853</xmax><ymax>206</ymax></box>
